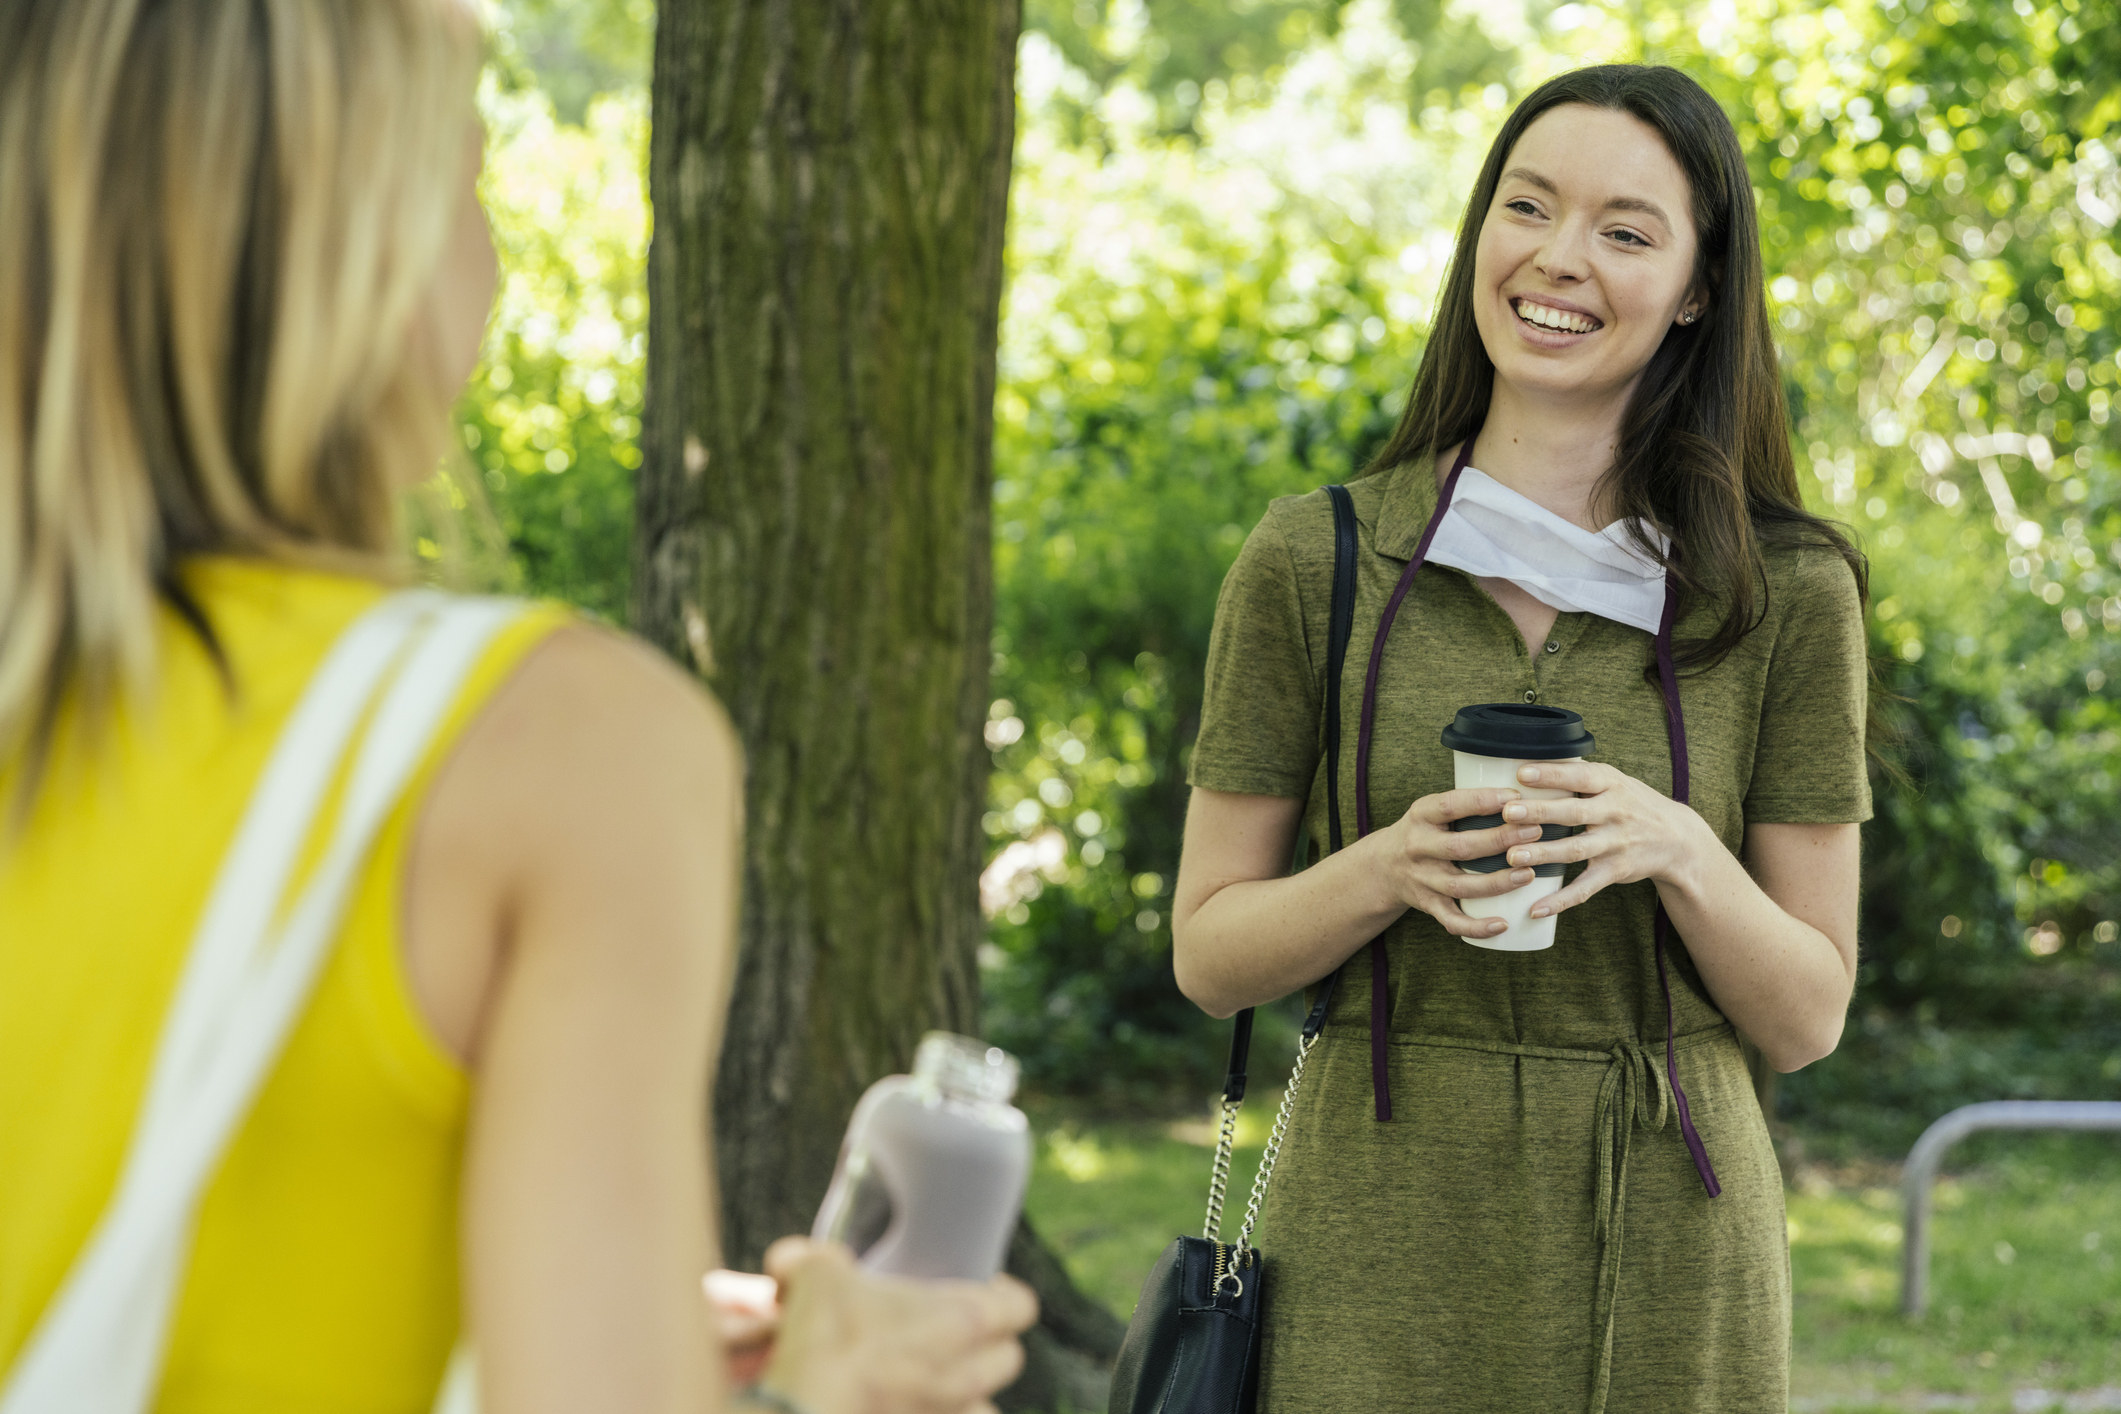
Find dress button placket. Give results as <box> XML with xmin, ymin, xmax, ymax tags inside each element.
<box><xmin>1529</xmin><ymin>637</ymin><xmax>1558</xmax><ymax>704</ymax></box>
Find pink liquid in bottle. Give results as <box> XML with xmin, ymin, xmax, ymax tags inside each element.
<box><xmin>811</xmin><ymin>1032</ymin><xmax>1031</xmax><ymax>1280</ymax></box>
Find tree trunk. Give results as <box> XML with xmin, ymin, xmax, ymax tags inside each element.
<box><xmin>637</xmin><ymin>2</ymin><xmax>1118</xmax><ymax>1405</ymax></box>
<box><xmin>639</xmin><ymin>0</ymin><xmax>1017</xmax><ymax>1266</ymax></box>
<box><xmin>1004</xmin><ymin>1214</ymin><xmax>1127</xmax><ymax>1409</ymax></box>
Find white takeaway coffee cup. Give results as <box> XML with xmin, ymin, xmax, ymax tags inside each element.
<box><xmin>1440</xmin><ymin>703</ymin><xmax>1596</xmax><ymax>952</ymax></box>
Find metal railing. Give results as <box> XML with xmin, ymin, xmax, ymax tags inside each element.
<box><xmin>1901</xmin><ymin>1100</ymin><xmax>2121</xmax><ymax>1316</ymax></box>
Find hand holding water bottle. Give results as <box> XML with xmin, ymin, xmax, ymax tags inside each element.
<box><xmin>723</xmin><ymin>1238</ymin><xmax>1036</xmax><ymax>1414</ymax></box>
<box><xmin>707</xmin><ymin>1034</ymin><xmax>1039</xmax><ymax>1411</ymax></box>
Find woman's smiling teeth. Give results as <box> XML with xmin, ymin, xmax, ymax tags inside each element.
<box><xmin>1514</xmin><ymin>297</ymin><xmax>1602</xmax><ymax>334</ymax></box>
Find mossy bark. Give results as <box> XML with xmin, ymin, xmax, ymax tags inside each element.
<box><xmin>638</xmin><ymin>0</ymin><xmax>1019</xmax><ymax>1261</ymax></box>
<box><xmin>638</xmin><ymin>8</ymin><xmax>1128</xmax><ymax>1399</ymax></box>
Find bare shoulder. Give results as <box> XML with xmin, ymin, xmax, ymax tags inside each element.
<box><xmin>451</xmin><ymin>621</ymin><xmax>744</xmax><ymax>880</ymax></box>
<box><xmin>404</xmin><ymin>622</ymin><xmax>744</xmax><ymax>1059</ymax></box>
<box><xmin>472</xmin><ymin>622</ymin><xmax>739</xmax><ymax>791</ymax></box>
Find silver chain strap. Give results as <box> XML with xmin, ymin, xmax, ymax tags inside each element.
<box><xmin>1235</xmin><ymin>1030</ymin><xmax>1316</xmax><ymax>1255</ymax></box>
<box><xmin>1201</xmin><ymin>1098</ymin><xmax>1242</xmax><ymax>1239</ymax></box>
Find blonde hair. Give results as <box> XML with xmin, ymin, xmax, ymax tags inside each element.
<box><xmin>0</xmin><ymin>0</ymin><xmax>483</xmax><ymax>774</ymax></box>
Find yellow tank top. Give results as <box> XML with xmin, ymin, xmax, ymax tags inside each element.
<box><xmin>0</xmin><ymin>558</ymin><xmax>572</xmax><ymax>1412</ymax></box>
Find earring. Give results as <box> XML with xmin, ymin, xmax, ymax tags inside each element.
<box><xmin>1680</xmin><ymin>310</ymin><xmax>1698</xmax><ymax>325</ymax></box>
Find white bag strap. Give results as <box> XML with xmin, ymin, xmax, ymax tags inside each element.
<box><xmin>1</xmin><ymin>591</ymin><xmax>523</xmax><ymax>1414</ymax></box>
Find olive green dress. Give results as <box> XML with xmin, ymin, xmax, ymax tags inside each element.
<box><xmin>1187</xmin><ymin>457</ymin><xmax>1872</xmax><ymax>1414</ymax></box>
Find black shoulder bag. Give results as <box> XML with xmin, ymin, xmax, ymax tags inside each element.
<box><xmin>1107</xmin><ymin>485</ymin><xmax>1360</xmax><ymax>1414</ymax></box>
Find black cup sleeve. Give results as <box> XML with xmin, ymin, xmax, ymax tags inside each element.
<box><xmin>1448</xmin><ymin>813</ymin><xmax>1575</xmax><ymax>878</ymax></box>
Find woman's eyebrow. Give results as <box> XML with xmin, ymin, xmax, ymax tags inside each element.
<box><xmin>1500</xmin><ymin>166</ymin><xmax>1559</xmax><ymax>195</ymax></box>
<box><xmin>1501</xmin><ymin>167</ymin><xmax>1672</xmax><ymax>231</ymax></box>
<box><xmin>1605</xmin><ymin>195</ymin><xmax>1672</xmax><ymax>229</ymax></box>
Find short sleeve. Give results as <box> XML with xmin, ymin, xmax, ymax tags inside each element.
<box><xmin>1187</xmin><ymin>508</ymin><xmax>1320</xmax><ymax>799</ymax></box>
<box><xmin>1743</xmin><ymin>549</ymin><xmax>1874</xmax><ymax>824</ymax></box>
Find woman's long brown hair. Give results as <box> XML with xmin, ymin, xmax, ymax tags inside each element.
<box><xmin>1365</xmin><ymin>63</ymin><xmax>1867</xmax><ymax>673</ymax></box>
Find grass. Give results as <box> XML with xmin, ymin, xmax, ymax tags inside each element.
<box><xmin>1022</xmin><ymin>1105</ymin><xmax>2121</xmax><ymax>1414</ymax></box>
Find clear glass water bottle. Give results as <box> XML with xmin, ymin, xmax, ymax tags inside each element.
<box><xmin>811</xmin><ymin>1032</ymin><xmax>1032</xmax><ymax>1280</ymax></box>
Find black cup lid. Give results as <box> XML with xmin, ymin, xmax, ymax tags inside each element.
<box><xmin>1440</xmin><ymin>703</ymin><xmax>1594</xmax><ymax>760</ymax></box>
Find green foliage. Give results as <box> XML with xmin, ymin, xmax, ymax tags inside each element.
<box><xmin>980</xmin><ymin>27</ymin><xmax>1501</xmax><ymax>1094</ymax></box>
<box><xmin>1387</xmin><ymin>0</ymin><xmax>1520</xmax><ymax>98</ymax></box>
<box><xmin>1019</xmin><ymin>0</ymin><xmax>1527</xmax><ymax>141</ymax></box>
<box><xmin>485</xmin><ymin>0</ymin><xmax>653</xmax><ymax>123</ymax></box>
<box><xmin>980</xmin><ymin>221</ymin><xmax>1403</xmax><ymax>1089</ymax></box>
<box><xmin>464</xmin><ymin>76</ymin><xmax>647</xmax><ymax>621</ymax></box>
<box><xmin>1663</xmin><ymin>0</ymin><xmax>2121</xmax><ymax>1014</ymax></box>
<box><xmin>1780</xmin><ymin>1011</ymin><xmax>2121</xmax><ymax>1159</ymax></box>
<box><xmin>1023</xmin><ymin>0</ymin><xmax>1350</xmax><ymax>133</ymax></box>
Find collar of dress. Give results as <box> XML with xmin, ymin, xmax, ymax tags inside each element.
<box><xmin>1371</xmin><ymin>458</ymin><xmax>1672</xmax><ymax>637</ymax></box>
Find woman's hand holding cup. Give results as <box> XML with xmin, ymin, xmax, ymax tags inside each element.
<box><xmin>1376</xmin><ymin>787</ymin><xmax>1544</xmax><ymax>942</ymax></box>
<box><xmin>1498</xmin><ymin>760</ymin><xmax>1716</xmax><ymax>918</ymax></box>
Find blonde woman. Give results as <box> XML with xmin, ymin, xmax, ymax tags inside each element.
<box><xmin>0</xmin><ymin>3</ymin><xmax>1031</xmax><ymax>1413</ymax></box>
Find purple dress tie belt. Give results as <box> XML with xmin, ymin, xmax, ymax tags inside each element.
<box><xmin>1346</xmin><ymin>441</ymin><xmax>1723</xmax><ymax>1202</ymax></box>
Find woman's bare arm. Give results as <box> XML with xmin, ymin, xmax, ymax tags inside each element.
<box><xmin>1496</xmin><ymin>762</ymin><xmax>1859</xmax><ymax>1072</ymax></box>
<box><xmin>1171</xmin><ymin>785</ymin><xmax>1538</xmax><ymax>1018</ymax></box>
<box><xmin>410</xmin><ymin>625</ymin><xmax>1037</xmax><ymax>1414</ymax></box>
<box><xmin>414</xmin><ymin>624</ymin><xmax>738</xmax><ymax>1414</ymax></box>
<box><xmin>1669</xmin><ymin>821</ymin><xmax>1859</xmax><ymax>1071</ymax></box>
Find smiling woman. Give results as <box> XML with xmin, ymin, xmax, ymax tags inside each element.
<box><xmin>1171</xmin><ymin>65</ymin><xmax>1876</xmax><ymax>1414</ymax></box>
<box><xmin>1479</xmin><ymin>124</ymin><xmax>1705</xmax><ymax>402</ymax></box>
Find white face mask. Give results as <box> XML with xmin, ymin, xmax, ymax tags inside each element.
<box><xmin>1424</xmin><ymin>467</ymin><xmax>1671</xmax><ymax>635</ymax></box>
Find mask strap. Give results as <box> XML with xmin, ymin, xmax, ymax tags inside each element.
<box><xmin>1653</xmin><ymin>579</ymin><xmax>1721</xmax><ymax>1196</ymax></box>
<box><xmin>1351</xmin><ymin>440</ymin><xmax>1473</xmax><ymax>1120</ymax></box>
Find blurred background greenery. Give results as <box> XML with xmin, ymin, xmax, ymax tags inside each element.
<box><xmin>474</xmin><ymin>0</ymin><xmax>2121</xmax><ymax>1141</ymax></box>
<box><xmin>471</xmin><ymin>0</ymin><xmax>2119</xmax><ymax>1401</ymax></box>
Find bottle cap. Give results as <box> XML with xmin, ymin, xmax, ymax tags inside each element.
<box><xmin>912</xmin><ymin>1031</ymin><xmax>1020</xmax><ymax>1106</ymax></box>
<box><xmin>1439</xmin><ymin>703</ymin><xmax>1594</xmax><ymax>760</ymax></box>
